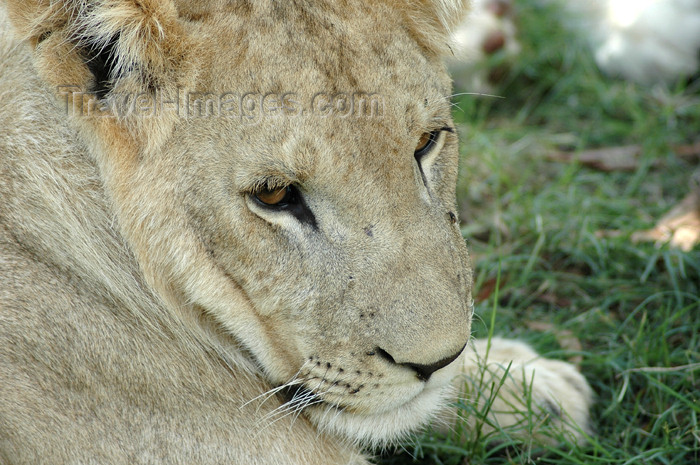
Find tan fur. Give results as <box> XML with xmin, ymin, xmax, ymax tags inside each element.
<box><xmin>0</xmin><ymin>1</ymin><xmax>591</xmax><ymax>463</ymax></box>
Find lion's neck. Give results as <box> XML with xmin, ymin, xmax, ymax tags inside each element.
<box><xmin>0</xmin><ymin>34</ymin><xmax>164</xmax><ymax>331</ymax></box>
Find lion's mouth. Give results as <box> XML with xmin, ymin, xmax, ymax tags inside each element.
<box><xmin>278</xmin><ymin>380</ymin><xmax>431</xmax><ymax>417</ymax></box>
<box><xmin>278</xmin><ymin>384</ymin><xmax>346</xmax><ymax>412</ymax></box>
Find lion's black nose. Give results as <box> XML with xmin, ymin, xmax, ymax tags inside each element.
<box><xmin>377</xmin><ymin>343</ymin><xmax>466</xmax><ymax>382</ymax></box>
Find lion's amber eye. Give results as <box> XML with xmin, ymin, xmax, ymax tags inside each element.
<box><xmin>255</xmin><ymin>186</ymin><xmax>289</xmax><ymax>206</ymax></box>
<box><xmin>415</xmin><ymin>132</ymin><xmax>433</xmax><ymax>153</ymax></box>
<box><xmin>414</xmin><ymin>130</ymin><xmax>441</xmax><ymax>159</ymax></box>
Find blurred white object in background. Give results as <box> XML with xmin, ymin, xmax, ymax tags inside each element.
<box><xmin>447</xmin><ymin>0</ymin><xmax>521</xmax><ymax>92</ymax></box>
<box><xmin>449</xmin><ymin>0</ymin><xmax>700</xmax><ymax>88</ymax></box>
<box><xmin>569</xmin><ymin>0</ymin><xmax>700</xmax><ymax>85</ymax></box>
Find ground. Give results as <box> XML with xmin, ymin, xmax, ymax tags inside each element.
<box><xmin>377</xmin><ymin>1</ymin><xmax>700</xmax><ymax>464</ymax></box>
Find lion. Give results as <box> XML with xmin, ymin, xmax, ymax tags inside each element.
<box><xmin>0</xmin><ymin>1</ymin><xmax>592</xmax><ymax>463</ymax></box>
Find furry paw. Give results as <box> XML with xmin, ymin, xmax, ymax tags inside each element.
<box><xmin>448</xmin><ymin>337</ymin><xmax>593</xmax><ymax>444</ymax></box>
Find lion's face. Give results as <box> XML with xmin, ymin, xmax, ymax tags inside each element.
<box><xmin>11</xmin><ymin>0</ymin><xmax>472</xmax><ymax>445</ymax></box>
<box><xmin>176</xmin><ymin>5</ymin><xmax>473</xmax><ymax>442</ymax></box>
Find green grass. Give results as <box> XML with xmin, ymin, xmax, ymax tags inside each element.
<box><xmin>378</xmin><ymin>1</ymin><xmax>699</xmax><ymax>464</ymax></box>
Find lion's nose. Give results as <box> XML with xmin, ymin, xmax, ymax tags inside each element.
<box><xmin>376</xmin><ymin>343</ymin><xmax>466</xmax><ymax>382</ymax></box>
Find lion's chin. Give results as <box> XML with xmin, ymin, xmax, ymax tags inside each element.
<box><xmin>304</xmin><ymin>383</ymin><xmax>452</xmax><ymax>448</ymax></box>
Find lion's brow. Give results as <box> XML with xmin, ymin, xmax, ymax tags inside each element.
<box><xmin>235</xmin><ymin>158</ymin><xmax>308</xmax><ymax>192</ymax></box>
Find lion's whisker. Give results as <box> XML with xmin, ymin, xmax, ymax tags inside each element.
<box><xmin>240</xmin><ymin>379</ymin><xmax>302</xmax><ymax>411</ymax></box>
<box><xmin>241</xmin><ymin>360</ymin><xmax>312</xmax><ymax>411</ymax></box>
<box><xmin>260</xmin><ymin>396</ymin><xmax>327</xmax><ymax>434</ymax></box>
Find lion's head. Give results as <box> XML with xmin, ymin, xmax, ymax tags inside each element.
<box><xmin>7</xmin><ymin>0</ymin><xmax>473</xmax><ymax>445</ymax></box>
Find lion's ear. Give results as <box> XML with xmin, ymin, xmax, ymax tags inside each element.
<box><xmin>4</xmin><ymin>0</ymin><xmax>198</xmax><ymax>153</ymax></box>
<box><xmin>5</xmin><ymin>0</ymin><xmax>195</xmax><ymax>107</ymax></box>
<box><xmin>385</xmin><ymin>0</ymin><xmax>471</xmax><ymax>56</ymax></box>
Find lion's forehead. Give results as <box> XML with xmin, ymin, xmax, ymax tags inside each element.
<box><xmin>178</xmin><ymin>2</ymin><xmax>456</xmax><ymax>188</ymax></box>
<box><xmin>189</xmin><ymin>3</ymin><xmax>452</xmax><ymax>109</ymax></box>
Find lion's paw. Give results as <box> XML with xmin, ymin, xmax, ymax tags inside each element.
<box><xmin>449</xmin><ymin>337</ymin><xmax>593</xmax><ymax>444</ymax></box>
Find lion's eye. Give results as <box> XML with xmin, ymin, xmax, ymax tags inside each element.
<box><xmin>249</xmin><ymin>184</ymin><xmax>317</xmax><ymax>228</ymax></box>
<box><xmin>414</xmin><ymin>130</ymin><xmax>440</xmax><ymax>159</ymax></box>
<box><xmin>255</xmin><ymin>186</ymin><xmax>291</xmax><ymax>206</ymax></box>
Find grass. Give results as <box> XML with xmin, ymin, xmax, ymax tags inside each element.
<box><xmin>377</xmin><ymin>1</ymin><xmax>700</xmax><ymax>464</ymax></box>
